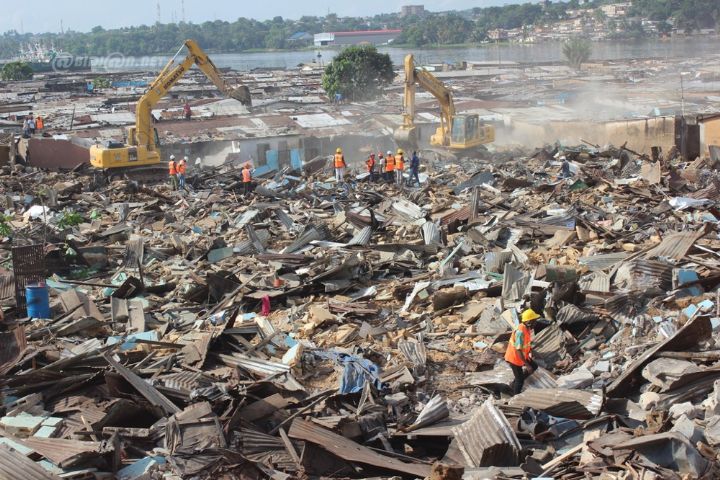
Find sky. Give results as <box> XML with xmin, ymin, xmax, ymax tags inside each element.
<box><xmin>0</xmin><ymin>0</ymin><xmax>522</xmax><ymax>34</ymax></box>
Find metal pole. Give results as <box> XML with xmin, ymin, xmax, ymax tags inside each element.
<box><xmin>680</xmin><ymin>74</ymin><xmax>685</xmax><ymax>117</ymax></box>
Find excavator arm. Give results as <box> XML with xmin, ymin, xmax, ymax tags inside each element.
<box><xmin>401</xmin><ymin>54</ymin><xmax>455</xmax><ymax>146</ymax></box>
<box><xmin>132</xmin><ymin>39</ymin><xmax>251</xmax><ymax>150</ymax></box>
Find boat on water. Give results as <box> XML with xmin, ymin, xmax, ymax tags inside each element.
<box><xmin>1</xmin><ymin>41</ymin><xmax>91</xmax><ymax>73</ymax></box>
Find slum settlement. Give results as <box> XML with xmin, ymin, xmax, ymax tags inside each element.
<box><xmin>2</xmin><ymin>50</ymin><xmax>720</xmax><ymax>480</ymax></box>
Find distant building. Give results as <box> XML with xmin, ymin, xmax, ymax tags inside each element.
<box><xmin>400</xmin><ymin>5</ymin><xmax>425</xmax><ymax>17</ymax></box>
<box><xmin>287</xmin><ymin>32</ymin><xmax>314</xmax><ymax>46</ymax></box>
<box><xmin>600</xmin><ymin>2</ymin><xmax>631</xmax><ymax>18</ymax></box>
<box><xmin>314</xmin><ymin>30</ymin><xmax>402</xmax><ymax>47</ymax></box>
<box><xmin>488</xmin><ymin>29</ymin><xmax>508</xmax><ymax>41</ymax></box>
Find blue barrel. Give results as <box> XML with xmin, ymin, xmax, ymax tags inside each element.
<box><xmin>26</xmin><ymin>283</ymin><xmax>51</xmax><ymax>318</ymax></box>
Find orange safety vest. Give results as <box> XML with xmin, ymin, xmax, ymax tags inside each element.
<box><xmin>177</xmin><ymin>162</ymin><xmax>186</xmax><ymax>174</ymax></box>
<box><xmin>396</xmin><ymin>154</ymin><xmax>404</xmax><ymax>171</ymax></box>
<box><xmin>386</xmin><ymin>154</ymin><xmax>395</xmax><ymax>172</ymax></box>
<box><xmin>366</xmin><ymin>156</ymin><xmax>375</xmax><ymax>172</ymax></box>
<box><xmin>505</xmin><ymin>323</ymin><xmax>532</xmax><ymax>367</ymax></box>
<box><xmin>334</xmin><ymin>153</ymin><xmax>345</xmax><ymax>168</ymax></box>
<box><xmin>36</xmin><ymin>116</ymin><xmax>44</xmax><ymax>129</ymax></box>
<box><xmin>242</xmin><ymin>167</ymin><xmax>252</xmax><ymax>183</ymax></box>
<box><xmin>168</xmin><ymin>160</ymin><xmax>176</xmax><ymax>175</ymax></box>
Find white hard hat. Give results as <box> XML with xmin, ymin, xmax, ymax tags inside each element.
<box><xmin>387</xmin><ymin>150</ymin><xmax>392</xmax><ymax>155</ymax></box>
<box><xmin>170</xmin><ymin>155</ymin><xmax>175</xmax><ymax>160</ymax></box>
<box><xmin>183</xmin><ymin>156</ymin><xmax>189</xmax><ymax>161</ymax></box>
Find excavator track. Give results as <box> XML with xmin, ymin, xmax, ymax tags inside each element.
<box><xmin>93</xmin><ymin>165</ymin><xmax>170</xmax><ymax>185</ymax></box>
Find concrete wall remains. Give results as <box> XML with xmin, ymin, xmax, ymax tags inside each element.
<box><xmin>699</xmin><ymin>116</ymin><xmax>720</xmax><ymax>157</ymax></box>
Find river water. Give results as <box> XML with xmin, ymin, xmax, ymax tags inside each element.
<box><xmin>91</xmin><ymin>37</ymin><xmax>718</xmax><ymax>73</ymax></box>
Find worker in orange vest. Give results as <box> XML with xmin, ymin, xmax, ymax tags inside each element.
<box><xmin>242</xmin><ymin>162</ymin><xmax>253</xmax><ymax>195</ymax></box>
<box><xmin>385</xmin><ymin>150</ymin><xmax>395</xmax><ymax>183</ymax></box>
<box><xmin>395</xmin><ymin>148</ymin><xmax>405</xmax><ymax>186</ymax></box>
<box><xmin>177</xmin><ymin>156</ymin><xmax>187</xmax><ymax>189</ymax></box>
<box><xmin>168</xmin><ymin>155</ymin><xmax>178</xmax><ymax>191</ymax></box>
<box><xmin>36</xmin><ymin>115</ymin><xmax>44</xmax><ymax>131</ymax></box>
<box><xmin>334</xmin><ymin>147</ymin><xmax>346</xmax><ymax>183</ymax></box>
<box><xmin>505</xmin><ymin>309</ymin><xmax>540</xmax><ymax>395</ymax></box>
<box><xmin>366</xmin><ymin>153</ymin><xmax>376</xmax><ymax>182</ymax></box>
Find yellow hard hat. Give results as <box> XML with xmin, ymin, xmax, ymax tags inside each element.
<box><xmin>521</xmin><ymin>309</ymin><xmax>540</xmax><ymax>323</ymax></box>
<box><xmin>336</xmin><ymin>148</ymin><xmax>342</xmax><ymax>153</ymax></box>
<box><xmin>397</xmin><ymin>148</ymin><xmax>404</xmax><ymax>154</ymax></box>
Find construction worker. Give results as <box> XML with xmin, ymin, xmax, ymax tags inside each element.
<box><xmin>168</xmin><ymin>155</ymin><xmax>178</xmax><ymax>190</ymax></box>
<box><xmin>177</xmin><ymin>156</ymin><xmax>187</xmax><ymax>189</ymax></box>
<box><xmin>183</xmin><ymin>102</ymin><xmax>192</xmax><ymax>120</ymax></box>
<box><xmin>385</xmin><ymin>150</ymin><xmax>395</xmax><ymax>183</ymax></box>
<box><xmin>35</xmin><ymin>115</ymin><xmax>44</xmax><ymax>131</ymax></box>
<box><xmin>505</xmin><ymin>309</ymin><xmax>540</xmax><ymax>395</ymax></box>
<box><xmin>409</xmin><ymin>151</ymin><xmax>420</xmax><ymax>186</ymax></box>
<box><xmin>366</xmin><ymin>153</ymin><xmax>376</xmax><ymax>182</ymax></box>
<box><xmin>334</xmin><ymin>147</ymin><xmax>346</xmax><ymax>183</ymax></box>
<box><xmin>395</xmin><ymin>148</ymin><xmax>405</xmax><ymax>186</ymax></box>
<box><xmin>378</xmin><ymin>153</ymin><xmax>386</xmax><ymax>181</ymax></box>
<box><xmin>242</xmin><ymin>162</ymin><xmax>253</xmax><ymax>195</ymax></box>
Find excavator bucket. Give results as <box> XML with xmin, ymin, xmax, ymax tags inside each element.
<box><xmin>393</xmin><ymin>125</ymin><xmax>418</xmax><ymax>150</ymax></box>
<box><xmin>229</xmin><ymin>85</ymin><xmax>252</xmax><ymax>107</ymax></box>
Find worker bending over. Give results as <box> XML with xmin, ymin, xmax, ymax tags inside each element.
<box><xmin>168</xmin><ymin>155</ymin><xmax>178</xmax><ymax>191</ymax></box>
<box><xmin>395</xmin><ymin>148</ymin><xmax>405</xmax><ymax>186</ymax></box>
<box><xmin>334</xmin><ymin>148</ymin><xmax>346</xmax><ymax>183</ymax></box>
<box><xmin>366</xmin><ymin>153</ymin><xmax>376</xmax><ymax>182</ymax></box>
<box><xmin>242</xmin><ymin>162</ymin><xmax>253</xmax><ymax>195</ymax></box>
<box><xmin>505</xmin><ymin>309</ymin><xmax>540</xmax><ymax>395</ymax></box>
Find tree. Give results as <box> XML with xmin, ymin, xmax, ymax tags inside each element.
<box><xmin>1</xmin><ymin>61</ymin><xmax>33</xmax><ymax>81</ymax></box>
<box><xmin>562</xmin><ymin>37</ymin><xmax>592</xmax><ymax>71</ymax></box>
<box><xmin>322</xmin><ymin>45</ymin><xmax>393</xmax><ymax>101</ymax></box>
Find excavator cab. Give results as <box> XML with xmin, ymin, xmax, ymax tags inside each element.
<box><xmin>448</xmin><ymin>114</ymin><xmax>495</xmax><ymax>150</ymax></box>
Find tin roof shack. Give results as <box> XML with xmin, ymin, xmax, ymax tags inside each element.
<box><xmin>698</xmin><ymin>113</ymin><xmax>720</xmax><ymax>159</ymax></box>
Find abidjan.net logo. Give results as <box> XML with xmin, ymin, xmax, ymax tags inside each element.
<box><xmin>50</xmin><ymin>53</ymin><xmax>91</xmax><ymax>72</ymax></box>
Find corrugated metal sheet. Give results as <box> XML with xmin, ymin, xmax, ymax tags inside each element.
<box><xmin>508</xmin><ymin>388</ymin><xmax>603</xmax><ymax>420</ymax></box>
<box><xmin>235</xmin><ymin>229</ymin><xmax>270</xmax><ymax>255</ymax></box>
<box><xmin>398</xmin><ymin>339</ymin><xmax>426</xmax><ymax>368</ymax></box>
<box><xmin>0</xmin><ymin>273</ymin><xmax>14</xmax><ymax>301</ymax></box>
<box><xmin>282</xmin><ymin>224</ymin><xmax>331</xmax><ymax>254</ymax></box>
<box><xmin>0</xmin><ymin>443</ymin><xmax>61</xmax><ymax>480</ymax></box>
<box><xmin>407</xmin><ymin>395</ymin><xmax>449</xmax><ymax>432</ymax></box>
<box><xmin>484</xmin><ymin>251</ymin><xmax>513</xmax><ymax>274</ymax></box>
<box><xmin>578</xmin><ymin>272</ymin><xmax>610</xmax><ymax>293</ymax></box>
<box><xmin>531</xmin><ymin>323</ymin><xmax>567</xmax><ymax>366</ymax></box>
<box><xmin>646</xmin><ymin>229</ymin><xmax>706</xmax><ymax>261</ymax></box>
<box><xmin>556</xmin><ymin>304</ymin><xmax>598</xmax><ymax>325</ymax></box>
<box><xmin>451</xmin><ymin>399</ymin><xmax>521</xmax><ymax>467</ymax></box>
<box><xmin>422</xmin><ymin>221</ymin><xmax>442</xmax><ymax>246</ymax></box>
<box><xmin>579</xmin><ymin>252</ymin><xmax>629</xmax><ymax>271</ymax></box>
<box><xmin>501</xmin><ymin>263</ymin><xmax>531</xmax><ymax>302</ymax></box>
<box><xmin>15</xmin><ymin>437</ymin><xmax>106</xmax><ymax>468</ymax></box>
<box><xmin>439</xmin><ymin>205</ymin><xmax>470</xmax><ymax>226</ymax></box>
<box><xmin>392</xmin><ymin>198</ymin><xmax>425</xmax><ymax>221</ymax></box>
<box><xmin>604</xmin><ymin>292</ymin><xmax>650</xmax><ymax>325</ymax></box>
<box><xmin>288</xmin><ymin>418</ymin><xmax>431</xmax><ymax>477</ymax></box>
<box><xmin>616</xmin><ymin>259</ymin><xmax>672</xmax><ymax>291</ymax></box>
<box><xmin>346</xmin><ymin>226</ymin><xmax>372</xmax><ymax>247</ymax></box>
<box><xmin>234</xmin><ymin>209</ymin><xmax>259</xmax><ymax>227</ymax></box>
<box><xmin>217</xmin><ymin>353</ymin><xmax>291</xmax><ymax>375</ymax></box>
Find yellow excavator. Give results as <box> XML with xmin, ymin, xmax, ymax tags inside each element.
<box><xmin>89</xmin><ymin>39</ymin><xmax>251</xmax><ymax>174</ymax></box>
<box><xmin>394</xmin><ymin>54</ymin><xmax>494</xmax><ymax>151</ymax></box>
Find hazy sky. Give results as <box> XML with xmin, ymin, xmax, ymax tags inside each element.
<box><xmin>0</xmin><ymin>0</ymin><xmax>519</xmax><ymax>34</ymax></box>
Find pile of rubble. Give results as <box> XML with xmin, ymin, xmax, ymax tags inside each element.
<box><xmin>1</xmin><ymin>142</ymin><xmax>720</xmax><ymax>479</ymax></box>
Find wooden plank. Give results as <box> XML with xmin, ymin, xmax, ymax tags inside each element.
<box><xmin>289</xmin><ymin>418</ymin><xmax>431</xmax><ymax>477</ymax></box>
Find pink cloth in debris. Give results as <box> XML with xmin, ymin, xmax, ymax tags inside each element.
<box><xmin>261</xmin><ymin>295</ymin><xmax>271</xmax><ymax>316</ymax></box>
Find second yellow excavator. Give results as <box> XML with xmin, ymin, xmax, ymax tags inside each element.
<box><xmin>89</xmin><ymin>39</ymin><xmax>251</xmax><ymax>174</ymax></box>
<box><xmin>394</xmin><ymin>54</ymin><xmax>494</xmax><ymax>152</ymax></box>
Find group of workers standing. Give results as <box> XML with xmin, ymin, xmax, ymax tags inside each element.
<box><xmin>334</xmin><ymin>147</ymin><xmax>421</xmax><ymax>187</ymax></box>
<box><xmin>168</xmin><ymin>155</ymin><xmax>188</xmax><ymax>190</ymax></box>
<box><xmin>22</xmin><ymin>113</ymin><xmax>44</xmax><ymax>138</ymax></box>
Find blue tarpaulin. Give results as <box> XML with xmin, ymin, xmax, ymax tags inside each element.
<box><xmin>315</xmin><ymin>351</ymin><xmax>384</xmax><ymax>394</ymax></box>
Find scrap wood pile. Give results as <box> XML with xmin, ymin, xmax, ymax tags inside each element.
<box><xmin>1</xmin><ymin>143</ymin><xmax>720</xmax><ymax>479</ymax></box>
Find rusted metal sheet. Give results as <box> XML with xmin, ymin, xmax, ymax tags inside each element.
<box><xmin>27</xmin><ymin>138</ymin><xmax>90</xmax><ymax>170</ymax></box>
<box><xmin>11</xmin><ymin>244</ymin><xmax>45</xmax><ymax>313</ymax></box>
<box><xmin>0</xmin><ymin>325</ymin><xmax>27</xmax><ymax>375</ymax></box>
<box><xmin>0</xmin><ymin>443</ymin><xmax>61</xmax><ymax>480</ymax></box>
<box><xmin>452</xmin><ymin>399</ymin><xmax>521</xmax><ymax>467</ymax></box>
<box><xmin>103</xmin><ymin>353</ymin><xmax>180</xmax><ymax>415</ymax></box>
<box><xmin>607</xmin><ymin>314</ymin><xmax>712</xmax><ymax>397</ymax></box>
<box><xmin>578</xmin><ymin>252</ymin><xmax>629</xmax><ymax>271</ymax></box>
<box><xmin>508</xmin><ymin>388</ymin><xmax>603</xmax><ymax>419</ymax></box>
<box><xmin>645</xmin><ymin>227</ymin><xmax>708</xmax><ymax>261</ymax></box>
<box><xmin>288</xmin><ymin>418</ymin><xmax>431</xmax><ymax>477</ymax></box>
<box><xmin>15</xmin><ymin>437</ymin><xmax>107</xmax><ymax>468</ymax></box>
<box><xmin>439</xmin><ymin>206</ymin><xmax>470</xmax><ymax>226</ymax></box>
